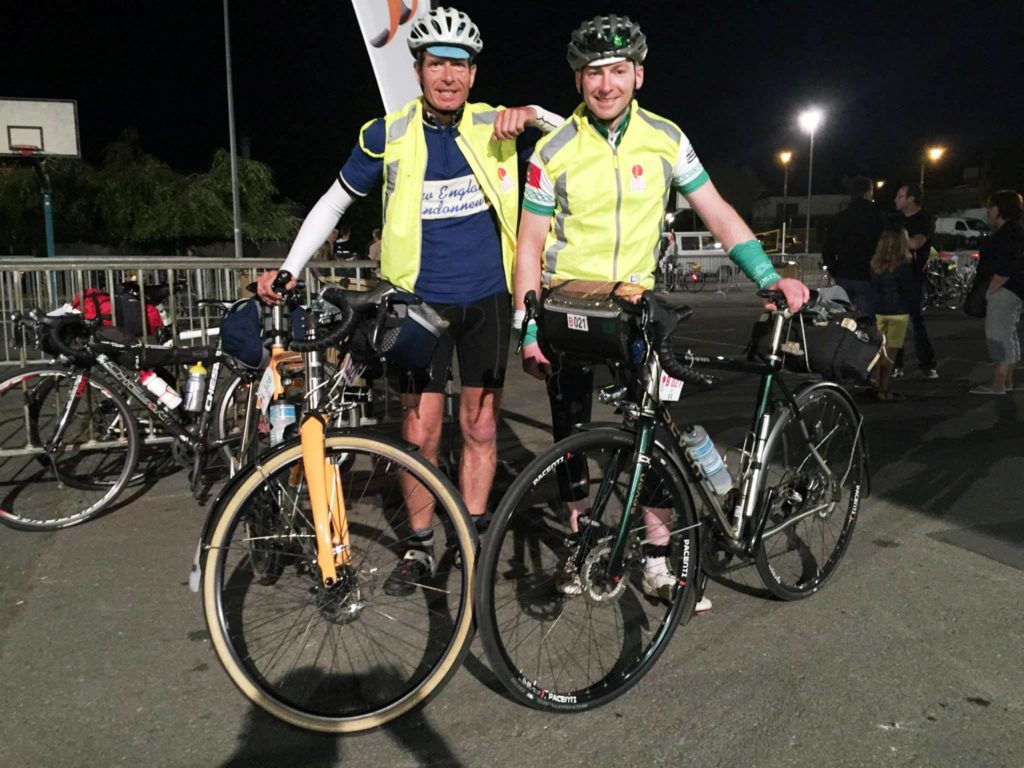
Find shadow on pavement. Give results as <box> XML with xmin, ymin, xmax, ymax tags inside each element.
<box><xmin>220</xmin><ymin>669</ymin><xmax>464</xmax><ymax>768</ymax></box>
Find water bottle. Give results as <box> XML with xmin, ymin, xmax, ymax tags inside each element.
<box><xmin>183</xmin><ymin>362</ymin><xmax>207</xmax><ymax>413</ymax></box>
<box><xmin>682</xmin><ymin>425</ymin><xmax>732</xmax><ymax>495</ymax></box>
<box><xmin>140</xmin><ymin>370</ymin><xmax>182</xmax><ymax>410</ymax></box>
<box><xmin>268</xmin><ymin>402</ymin><xmax>297</xmax><ymax>446</ymax></box>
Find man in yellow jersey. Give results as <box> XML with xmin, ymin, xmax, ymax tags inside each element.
<box><xmin>513</xmin><ymin>14</ymin><xmax>809</xmax><ymax>608</ymax></box>
<box><xmin>258</xmin><ymin>7</ymin><xmax>562</xmax><ymax>597</ymax></box>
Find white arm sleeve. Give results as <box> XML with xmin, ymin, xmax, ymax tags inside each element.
<box><xmin>280</xmin><ymin>180</ymin><xmax>355</xmax><ymax>275</ymax></box>
<box><xmin>529</xmin><ymin>105</ymin><xmax>565</xmax><ymax>134</ymax></box>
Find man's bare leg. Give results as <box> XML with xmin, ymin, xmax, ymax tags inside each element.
<box><xmin>399</xmin><ymin>392</ymin><xmax>445</xmax><ymax>531</ymax></box>
<box><xmin>458</xmin><ymin>386</ymin><xmax>502</xmax><ymax>518</ymax></box>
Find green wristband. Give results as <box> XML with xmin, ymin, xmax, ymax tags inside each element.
<box><xmin>522</xmin><ymin>319</ymin><xmax>539</xmax><ymax>347</ymax></box>
<box><xmin>729</xmin><ymin>239</ymin><xmax>782</xmax><ymax>289</ymax></box>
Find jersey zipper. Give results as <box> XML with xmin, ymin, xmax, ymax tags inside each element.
<box><xmin>612</xmin><ymin>147</ymin><xmax>622</xmax><ymax>281</ymax></box>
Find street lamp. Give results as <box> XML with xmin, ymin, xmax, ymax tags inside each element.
<box><xmin>778</xmin><ymin>150</ymin><xmax>792</xmax><ymax>254</ymax></box>
<box><xmin>876</xmin><ymin>180</ymin><xmax>886</xmax><ymax>190</ymax></box>
<box><xmin>920</xmin><ymin>146</ymin><xmax>946</xmax><ymax>190</ymax></box>
<box><xmin>798</xmin><ymin>108</ymin><xmax>824</xmax><ymax>254</ymax></box>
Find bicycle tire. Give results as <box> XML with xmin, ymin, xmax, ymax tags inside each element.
<box><xmin>754</xmin><ymin>384</ymin><xmax>865</xmax><ymax>600</ymax></box>
<box><xmin>0</xmin><ymin>365</ymin><xmax>140</xmax><ymax>531</ymax></box>
<box><xmin>201</xmin><ymin>431</ymin><xmax>475</xmax><ymax>733</ymax></box>
<box><xmin>682</xmin><ymin>271</ymin><xmax>705</xmax><ymax>292</ymax></box>
<box><xmin>214</xmin><ymin>370</ymin><xmax>266</xmax><ymax>472</ymax></box>
<box><xmin>476</xmin><ymin>428</ymin><xmax>699</xmax><ymax>713</ymax></box>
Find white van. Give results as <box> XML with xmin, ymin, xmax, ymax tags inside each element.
<box><xmin>934</xmin><ymin>216</ymin><xmax>990</xmax><ymax>248</ymax></box>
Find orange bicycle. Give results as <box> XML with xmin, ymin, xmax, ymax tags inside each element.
<box><xmin>194</xmin><ymin>278</ymin><xmax>475</xmax><ymax>732</ymax></box>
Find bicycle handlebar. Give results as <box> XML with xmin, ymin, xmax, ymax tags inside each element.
<box><xmin>288</xmin><ymin>302</ymin><xmax>356</xmax><ymax>352</ymax></box>
<box><xmin>271</xmin><ymin>270</ymin><xmax>294</xmax><ymax>297</ymax></box>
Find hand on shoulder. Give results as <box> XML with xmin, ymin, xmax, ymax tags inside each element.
<box><xmin>492</xmin><ymin>106</ymin><xmax>538</xmax><ymax>141</ymax></box>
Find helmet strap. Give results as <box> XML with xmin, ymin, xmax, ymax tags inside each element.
<box><xmin>421</xmin><ymin>97</ymin><xmax>465</xmax><ymax>127</ymax></box>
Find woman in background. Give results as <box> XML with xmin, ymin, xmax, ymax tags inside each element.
<box><xmin>870</xmin><ymin>226</ymin><xmax>914</xmax><ymax>401</ymax></box>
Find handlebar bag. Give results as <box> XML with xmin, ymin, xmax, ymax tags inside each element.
<box><xmin>219</xmin><ymin>298</ymin><xmax>267</xmax><ymax>368</ymax></box>
<box><xmin>540</xmin><ymin>280</ymin><xmax>643</xmax><ymax>366</ymax></box>
<box><xmin>349</xmin><ymin>293</ymin><xmax>448</xmax><ymax>373</ymax></box>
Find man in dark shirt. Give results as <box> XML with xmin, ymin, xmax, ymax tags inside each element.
<box><xmin>894</xmin><ymin>183</ymin><xmax>938</xmax><ymax>378</ymax></box>
<box><xmin>822</xmin><ymin>176</ymin><xmax>884</xmax><ymax>317</ymax></box>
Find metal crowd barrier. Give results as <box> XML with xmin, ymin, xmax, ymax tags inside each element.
<box><xmin>0</xmin><ymin>256</ymin><xmax>378</xmax><ymax>365</ymax></box>
<box><xmin>666</xmin><ymin>251</ymin><xmax>826</xmax><ymax>289</ymax></box>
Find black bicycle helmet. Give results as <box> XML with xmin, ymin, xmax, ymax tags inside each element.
<box><xmin>566</xmin><ymin>15</ymin><xmax>647</xmax><ymax>70</ymax></box>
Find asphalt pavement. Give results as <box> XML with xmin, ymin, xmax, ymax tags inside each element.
<box><xmin>2</xmin><ymin>288</ymin><xmax>1021</xmax><ymax>768</ymax></box>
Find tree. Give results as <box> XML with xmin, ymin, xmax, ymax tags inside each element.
<box><xmin>1</xmin><ymin>130</ymin><xmax>298</xmax><ymax>253</ymax></box>
<box><xmin>0</xmin><ymin>164</ymin><xmax>40</xmax><ymax>253</ymax></box>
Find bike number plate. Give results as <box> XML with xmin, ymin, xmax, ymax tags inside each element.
<box><xmin>659</xmin><ymin>372</ymin><xmax>684</xmax><ymax>402</ymax></box>
<box><xmin>256</xmin><ymin>366</ymin><xmax>275</xmax><ymax>414</ymax></box>
<box><xmin>566</xmin><ymin>314</ymin><xmax>589</xmax><ymax>332</ymax></box>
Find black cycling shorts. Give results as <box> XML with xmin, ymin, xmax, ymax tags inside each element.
<box><xmin>401</xmin><ymin>291</ymin><xmax>511</xmax><ymax>394</ymax></box>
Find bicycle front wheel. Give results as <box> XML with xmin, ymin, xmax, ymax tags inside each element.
<box><xmin>0</xmin><ymin>365</ymin><xmax>139</xmax><ymax>530</ymax></box>
<box><xmin>683</xmin><ymin>271</ymin><xmax>705</xmax><ymax>292</ymax></box>
<box><xmin>755</xmin><ymin>384</ymin><xmax>865</xmax><ymax>600</ymax></box>
<box><xmin>201</xmin><ymin>432</ymin><xmax>475</xmax><ymax>733</ymax></box>
<box><xmin>476</xmin><ymin>428</ymin><xmax>699</xmax><ymax>713</ymax></box>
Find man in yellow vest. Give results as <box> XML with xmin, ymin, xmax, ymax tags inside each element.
<box><xmin>257</xmin><ymin>7</ymin><xmax>562</xmax><ymax>596</ymax></box>
<box><xmin>514</xmin><ymin>14</ymin><xmax>809</xmax><ymax>608</ymax></box>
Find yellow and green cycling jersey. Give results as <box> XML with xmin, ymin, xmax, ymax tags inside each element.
<box><xmin>524</xmin><ymin>100</ymin><xmax>779</xmax><ymax>289</ymax></box>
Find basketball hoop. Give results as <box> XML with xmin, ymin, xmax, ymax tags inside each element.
<box><xmin>10</xmin><ymin>145</ymin><xmax>38</xmax><ymax>157</ymax></box>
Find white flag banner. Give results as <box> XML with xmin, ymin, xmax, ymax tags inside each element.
<box><xmin>351</xmin><ymin>0</ymin><xmax>430</xmax><ymax>113</ymax></box>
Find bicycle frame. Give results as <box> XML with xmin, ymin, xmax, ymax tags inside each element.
<box><xmin>294</xmin><ymin>306</ymin><xmax>354</xmax><ymax>589</ymax></box>
<box><xmin>592</xmin><ymin>305</ymin><xmax>856</xmax><ymax>578</ymax></box>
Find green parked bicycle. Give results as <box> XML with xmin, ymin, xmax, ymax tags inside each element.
<box><xmin>475</xmin><ymin>288</ymin><xmax>873</xmax><ymax>712</ymax></box>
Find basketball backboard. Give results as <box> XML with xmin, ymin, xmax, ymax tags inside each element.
<box><xmin>0</xmin><ymin>98</ymin><xmax>80</xmax><ymax>158</ymax></box>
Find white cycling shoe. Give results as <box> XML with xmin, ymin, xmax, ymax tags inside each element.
<box><xmin>641</xmin><ymin>558</ymin><xmax>712</xmax><ymax>612</ymax></box>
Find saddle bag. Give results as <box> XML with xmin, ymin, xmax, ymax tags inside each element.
<box><xmin>748</xmin><ymin>311</ymin><xmax>884</xmax><ymax>382</ymax></box>
<box><xmin>540</xmin><ymin>281</ymin><xmax>644</xmax><ymax>366</ymax></box>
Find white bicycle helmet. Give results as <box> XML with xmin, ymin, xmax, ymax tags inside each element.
<box><xmin>567</xmin><ymin>15</ymin><xmax>647</xmax><ymax>70</ymax></box>
<box><xmin>408</xmin><ymin>7</ymin><xmax>483</xmax><ymax>60</ymax></box>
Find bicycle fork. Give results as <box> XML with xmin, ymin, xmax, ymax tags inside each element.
<box><xmin>299</xmin><ymin>411</ymin><xmax>352</xmax><ymax>589</ymax></box>
<box><xmin>604</xmin><ymin>417</ymin><xmax>657</xmax><ymax>582</ymax></box>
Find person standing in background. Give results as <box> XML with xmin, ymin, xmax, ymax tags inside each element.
<box><xmin>893</xmin><ymin>183</ymin><xmax>938</xmax><ymax>379</ymax></box>
<box><xmin>822</xmin><ymin>176</ymin><xmax>884</xmax><ymax>317</ymax></box>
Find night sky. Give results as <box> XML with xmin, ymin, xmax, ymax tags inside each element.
<box><xmin>5</xmin><ymin>1</ymin><xmax>1021</xmax><ymax>208</ymax></box>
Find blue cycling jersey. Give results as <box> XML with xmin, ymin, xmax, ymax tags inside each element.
<box><xmin>339</xmin><ymin>116</ymin><xmax>507</xmax><ymax>305</ymax></box>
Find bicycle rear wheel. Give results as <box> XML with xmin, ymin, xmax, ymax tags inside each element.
<box><xmin>682</xmin><ymin>271</ymin><xmax>705</xmax><ymax>292</ymax></box>
<box><xmin>476</xmin><ymin>428</ymin><xmax>699</xmax><ymax>713</ymax></box>
<box><xmin>754</xmin><ymin>384</ymin><xmax>865</xmax><ymax>600</ymax></box>
<box><xmin>215</xmin><ymin>370</ymin><xmax>267</xmax><ymax>472</ymax></box>
<box><xmin>201</xmin><ymin>432</ymin><xmax>474</xmax><ymax>732</ymax></box>
<box><xmin>0</xmin><ymin>365</ymin><xmax>139</xmax><ymax>530</ymax></box>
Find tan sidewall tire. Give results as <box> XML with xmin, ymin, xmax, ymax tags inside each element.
<box><xmin>201</xmin><ymin>434</ymin><xmax>474</xmax><ymax>733</ymax></box>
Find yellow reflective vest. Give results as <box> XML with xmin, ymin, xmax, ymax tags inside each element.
<box><xmin>532</xmin><ymin>100</ymin><xmax>686</xmax><ymax>289</ymax></box>
<box><xmin>368</xmin><ymin>98</ymin><xmax>520</xmax><ymax>294</ymax></box>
